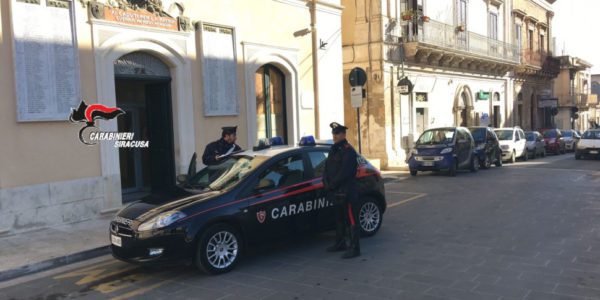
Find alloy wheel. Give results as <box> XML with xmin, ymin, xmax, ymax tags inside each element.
<box><xmin>206</xmin><ymin>231</ymin><xmax>239</xmax><ymax>269</ymax></box>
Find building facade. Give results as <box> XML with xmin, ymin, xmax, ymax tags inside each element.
<box><xmin>342</xmin><ymin>0</ymin><xmax>520</xmax><ymax>168</ymax></box>
<box><xmin>0</xmin><ymin>0</ymin><xmax>343</xmax><ymax>233</ymax></box>
<box><xmin>553</xmin><ymin>56</ymin><xmax>595</xmax><ymax>130</ymax></box>
<box><xmin>512</xmin><ymin>0</ymin><xmax>560</xmax><ymax>130</ymax></box>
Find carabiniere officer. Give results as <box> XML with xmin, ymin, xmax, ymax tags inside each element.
<box><xmin>323</xmin><ymin>122</ymin><xmax>361</xmax><ymax>258</ymax></box>
<box><xmin>202</xmin><ymin>126</ymin><xmax>242</xmax><ymax>165</ymax></box>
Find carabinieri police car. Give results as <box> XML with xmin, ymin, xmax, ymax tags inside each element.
<box><xmin>109</xmin><ymin>137</ymin><xmax>386</xmax><ymax>274</ymax></box>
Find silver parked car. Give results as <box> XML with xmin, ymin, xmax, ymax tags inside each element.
<box><xmin>562</xmin><ymin>129</ymin><xmax>580</xmax><ymax>152</ymax></box>
<box><xmin>525</xmin><ymin>131</ymin><xmax>546</xmax><ymax>158</ymax></box>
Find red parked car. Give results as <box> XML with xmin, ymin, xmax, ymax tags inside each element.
<box><xmin>541</xmin><ymin>129</ymin><xmax>566</xmax><ymax>155</ymax></box>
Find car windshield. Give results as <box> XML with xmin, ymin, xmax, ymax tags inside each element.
<box><xmin>469</xmin><ymin>128</ymin><xmax>486</xmax><ymax>143</ymax></box>
<box><xmin>416</xmin><ymin>129</ymin><xmax>455</xmax><ymax>145</ymax></box>
<box><xmin>187</xmin><ymin>155</ymin><xmax>268</xmax><ymax>192</ymax></box>
<box><xmin>494</xmin><ymin>130</ymin><xmax>513</xmax><ymax>141</ymax></box>
<box><xmin>562</xmin><ymin>131</ymin><xmax>573</xmax><ymax>137</ymax></box>
<box><xmin>543</xmin><ymin>130</ymin><xmax>557</xmax><ymax>138</ymax></box>
<box><xmin>582</xmin><ymin>131</ymin><xmax>600</xmax><ymax>139</ymax></box>
<box><xmin>525</xmin><ymin>132</ymin><xmax>535</xmax><ymax>141</ymax></box>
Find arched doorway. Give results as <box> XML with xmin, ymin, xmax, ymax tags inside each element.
<box><xmin>255</xmin><ymin>64</ymin><xmax>288</xmax><ymax>143</ymax></box>
<box><xmin>114</xmin><ymin>51</ymin><xmax>175</xmax><ymax>201</ymax></box>
<box><xmin>454</xmin><ymin>86</ymin><xmax>474</xmax><ymax>127</ymax></box>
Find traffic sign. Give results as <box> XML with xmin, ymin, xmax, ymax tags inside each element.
<box><xmin>349</xmin><ymin>67</ymin><xmax>367</xmax><ymax>87</ymax></box>
<box><xmin>351</xmin><ymin>87</ymin><xmax>363</xmax><ymax>108</ymax></box>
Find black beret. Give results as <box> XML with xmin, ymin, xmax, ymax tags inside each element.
<box><xmin>222</xmin><ymin>126</ymin><xmax>237</xmax><ymax>135</ymax></box>
<box><xmin>330</xmin><ymin>122</ymin><xmax>348</xmax><ymax>134</ymax></box>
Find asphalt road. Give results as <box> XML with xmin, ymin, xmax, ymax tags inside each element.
<box><xmin>1</xmin><ymin>153</ymin><xmax>599</xmax><ymax>300</ymax></box>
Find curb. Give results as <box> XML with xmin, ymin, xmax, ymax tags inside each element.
<box><xmin>0</xmin><ymin>245</ymin><xmax>110</xmax><ymax>283</ymax></box>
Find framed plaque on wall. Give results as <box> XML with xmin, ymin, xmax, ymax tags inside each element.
<box><xmin>11</xmin><ymin>0</ymin><xmax>81</xmax><ymax>122</ymax></box>
<box><xmin>199</xmin><ymin>23</ymin><xmax>239</xmax><ymax>116</ymax></box>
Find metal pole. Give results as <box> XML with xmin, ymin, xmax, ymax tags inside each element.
<box><xmin>310</xmin><ymin>0</ymin><xmax>321</xmax><ymax>138</ymax></box>
<box><xmin>357</xmin><ymin>107</ymin><xmax>362</xmax><ymax>154</ymax></box>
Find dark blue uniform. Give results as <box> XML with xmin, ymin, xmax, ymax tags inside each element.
<box><xmin>323</xmin><ymin>138</ymin><xmax>360</xmax><ymax>257</ymax></box>
<box><xmin>202</xmin><ymin>138</ymin><xmax>241</xmax><ymax>165</ymax></box>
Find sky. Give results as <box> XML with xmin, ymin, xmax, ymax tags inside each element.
<box><xmin>552</xmin><ymin>0</ymin><xmax>599</xmax><ymax>73</ymax></box>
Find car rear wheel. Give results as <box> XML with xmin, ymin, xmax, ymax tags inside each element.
<box><xmin>195</xmin><ymin>223</ymin><xmax>242</xmax><ymax>275</ymax></box>
<box><xmin>358</xmin><ymin>198</ymin><xmax>382</xmax><ymax>237</ymax></box>
<box><xmin>522</xmin><ymin>150</ymin><xmax>528</xmax><ymax>161</ymax></box>
<box><xmin>531</xmin><ymin>148</ymin><xmax>537</xmax><ymax>159</ymax></box>
<box><xmin>481</xmin><ymin>155</ymin><xmax>491</xmax><ymax>169</ymax></box>
<box><xmin>410</xmin><ymin>169</ymin><xmax>417</xmax><ymax>176</ymax></box>
<box><xmin>575</xmin><ymin>153</ymin><xmax>581</xmax><ymax>160</ymax></box>
<box><xmin>495</xmin><ymin>152</ymin><xmax>502</xmax><ymax>167</ymax></box>
<box><xmin>509</xmin><ymin>151</ymin><xmax>516</xmax><ymax>164</ymax></box>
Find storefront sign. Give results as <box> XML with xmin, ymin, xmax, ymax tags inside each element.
<box><xmin>539</xmin><ymin>98</ymin><xmax>558</xmax><ymax>108</ymax></box>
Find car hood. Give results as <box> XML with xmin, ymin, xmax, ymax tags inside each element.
<box><xmin>579</xmin><ymin>139</ymin><xmax>600</xmax><ymax>148</ymax></box>
<box><xmin>115</xmin><ymin>188</ymin><xmax>222</xmax><ymax>224</ymax></box>
<box><xmin>415</xmin><ymin>145</ymin><xmax>449</xmax><ymax>155</ymax></box>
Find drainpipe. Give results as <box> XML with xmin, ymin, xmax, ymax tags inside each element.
<box><xmin>310</xmin><ymin>0</ymin><xmax>321</xmax><ymax>138</ymax></box>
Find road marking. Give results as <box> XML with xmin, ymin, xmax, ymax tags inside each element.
<box><xmin>109</xmin><ymin>274</ymin><xmax>185</xmax><ymax>300</ymax></box>
<box><xmin>94</xmin><ymin>272</ymin><xmax>157</xmax><ymax>294</ymax></box>
<box><xmin>54</xmin><ymin>263</ymin><xmax>138</xmax><ymax>285</ymax></box>
<box><xmin>386</xmin><ymin>191</ymin><xmax>427</xmax><ymax>208</ymax></box>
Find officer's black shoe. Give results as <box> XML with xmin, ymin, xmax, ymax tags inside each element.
<box><xmin>341</xmin><ymin>248</ymin><xmax>360</xmax><ymax>259</ymax></box>
<box><xmin>326</xmin><ymin>242</ymin><xmax>347</xmax><ymax>252</ymax></box>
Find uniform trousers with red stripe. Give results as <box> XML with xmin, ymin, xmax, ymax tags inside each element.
<box><xmin>333</xmin><ymin>199</ymin><xmax>360</xmax><ymax>251</ymax></box>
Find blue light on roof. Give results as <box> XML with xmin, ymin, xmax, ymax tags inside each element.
<box><xmin>299</xmin><ymin>135</ymin><xmax>316</xmax><ymax>146</ymax></box>
<box><xmin>270</xmin><ymin>136</ymin><xmax>284</xmax><ymax>146</ymax></box>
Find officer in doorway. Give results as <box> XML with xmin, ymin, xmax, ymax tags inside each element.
<box><xmin>202</xmin><ymin>126</ymin><xmax>242</xmax><ymax>165</ymax></box>
<box><xmin>323</xmin><ymin>122</ymin><xmax>360</xmax><ymax>258</ymax></box>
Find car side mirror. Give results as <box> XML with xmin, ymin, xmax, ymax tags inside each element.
<box><xmin>254</xmin><ymin>179</ymin><xmax>275</xmax><ymax>192</ymax></box>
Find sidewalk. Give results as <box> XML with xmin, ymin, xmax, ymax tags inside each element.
<box><xmin>0</xmin><ymin>172</ymin><xmax>409</xmax><ymax>282</ymax></box>
<box><xmin>0</xmin><ymin>215</ymin><xmax>112</xmax><ymax>282</ymax></box>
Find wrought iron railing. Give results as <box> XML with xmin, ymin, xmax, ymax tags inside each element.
<box><xmin>385</xmin><ymin>19</ymin><xmax>520</xmax><ymax>64</ymax></box>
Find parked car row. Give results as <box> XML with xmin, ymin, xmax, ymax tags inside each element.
<box><xmin>408</xmin><ymin>126</ymin><xmax>593</xmax><ymax>177</ymax></box>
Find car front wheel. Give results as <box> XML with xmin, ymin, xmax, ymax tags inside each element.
<box><xmin>195</xmin><ymin>223</ymin><xmax>242</xmax><ymax>275</ymax></box>
<box><xmin>358</xmin><ymin>197</ymin><xmax>382</xmax><ymax>237</ymax></box>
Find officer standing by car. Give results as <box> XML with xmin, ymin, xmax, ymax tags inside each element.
<box><xmin>323</xmin><ymin>122</ymin><xmax>360</xmax><ymax>258</ymax></box>
<box><xmin>202</xmin><ymin>126</ymin><xmax>242</xmax><ymax>165</ymax></box>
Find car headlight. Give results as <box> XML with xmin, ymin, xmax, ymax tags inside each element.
<box><xmin>138</xmin><ymin>211</ymin><xmax>187</xmax><ymax>232</ymax></box>
<box><xmin>577</xmin><ymin>144</ymin><xmax>586</xmax><ymax>150</ymax></box>
<box><xmin>440</xmin><ymin>147</ymin><xmax>453</xmax><ymax>154</ymax></box>
<box><xmin>411</xmin><ymin>148</ymin><xmax>419</xmax><ymax>155</ymax></box>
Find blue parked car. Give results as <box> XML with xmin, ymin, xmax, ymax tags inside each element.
<box><xmin>408</xmin><ymin>127</ymin><xmax>479</xmax><ymax>176</ymax></box>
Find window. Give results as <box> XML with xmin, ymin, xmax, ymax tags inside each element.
<box><xmin>539</xmin><ymin>34</ymin><xmax>545</xmax><ymax>53</ymax></box>
<box><xmin>528</xmin><ymin>29</ymin><xmax>534</xmax><ymax>50</ymax></box>
<box><xmin>256</xmin><ymin>154</ymin><xmax>305</xmax><ymax>191</ymax></box>
<box><xmin>515</xmin><ymin>24</ymin><xmax>522</xmax><ymax>50</ymax></box>
<box><xmin>307</xmin><ymin>151</ymin><xmax>328</xmax><ymax>178</ymax></box>
<box><xmin>489</xmin><ymin>13</ymin><xmax>498</xmax><ymax>40</ymax></box>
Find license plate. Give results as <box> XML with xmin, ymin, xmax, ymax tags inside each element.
<box><xmin>590</xmin><ymin>150</ymin><xmax>598</xmax><ymax>154</ymax></box>
<box><xmin>111</xmin><ymin>235</ymin><xmax>122</xmax><ymax>247</ymax></box>
<box><xmin>422</xmin><ymin>161</ymin><xmax>434</xmax><ymax>166</ymax></box>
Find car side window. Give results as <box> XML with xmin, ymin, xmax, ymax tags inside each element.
<box><xmin>256</xmin><ymin>154</ymin><xmax>305</xmax><ymax>191</ymax></box>
<box><xmin>307</xmin><ymin>151</ymin><xmax>328</xmax><ymax>178</ymax></box>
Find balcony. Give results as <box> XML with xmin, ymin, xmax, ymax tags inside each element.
<box><xmin>516</xmin><ymin>48</ymin><xmax>560</xmax><ymax>78</ymax></box>
<box><xmin>385</xmin><ymin>19</ymin><xmax>519</xmax><ymax>75</ymax></box>
<box><xmin>521</xmin><ymin>48</ymin><xmax>547</xmax><ymax>67</ymax></box>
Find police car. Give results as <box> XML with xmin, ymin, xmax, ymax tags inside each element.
<box><xmin>110</xmin><ymin>137</ymin><xmax>386</xmax><ymax>274</ymax></box>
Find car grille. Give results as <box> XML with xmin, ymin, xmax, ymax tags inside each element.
<box><xmin>111</xmin><ymin>222</ymin><xmax>134</xmax><ymax>237</ymax></box>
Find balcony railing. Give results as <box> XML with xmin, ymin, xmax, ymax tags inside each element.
<box><xmin>402</xmin><ymin>19</ymin><xmax>520</xmax><ymax>64</ymax></box>
<box><xmin>521</xmin><ymin>48</ymin><xmax>548</xmax><ymax>67</ymax></box>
